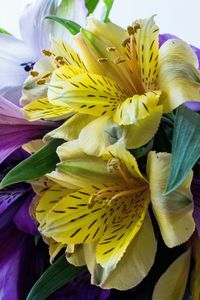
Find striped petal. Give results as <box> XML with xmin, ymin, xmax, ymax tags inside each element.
<box><xmin>22</xmin><ymin>98</ymin><xmax>72</xmax><ymax>121</ymax></box>
<box><xmin>113</xmin><ymin>90</ymin><xmax>161</xmax><ymax>125</ymax></box>
<box><xmin>147</xmin><ymin>151</ymin><xmax>195</xmax><ymax>247</ymax></box>
<box><xmin>95</xmin><ymin>213</ymin><xmax>156</xmax><ymax>290</ymax></box>
<box><xmin>48</xmin><ymin>72</ymin><xmax>126</xmax><ymax>117</ymax></box>
<box><xmin>152</xmin><ymin>249</ymin><xmax>191</xmax><ymax>300</ymax></box>
<box><xmin>51</xmin><ymin>38</ymin><xmax>87</xmax><ymax>71</ymax></box>
<box><xmin>36</xmin><ymin>184</ymin><xmax>71</xmax><ymax>228</ymax></box>
<box><xmin>159</xmin><ymin>39</ymin><xmax>200</xmax><ymax>112</ymax></box>
<box><xmin>43</xmin><ymin>182</ymin><xmax>149</xmax><ymax>272</ymax></box>
<box><xmin>124</xmin><ymin>104</ymin><xmax>162</xmax><ymax>149</ymax></box>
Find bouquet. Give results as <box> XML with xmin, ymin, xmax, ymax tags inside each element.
<box><xmin>0</xmin><ymin>0</ymin><xmax>200</xmax><ymax>299</ymax></box>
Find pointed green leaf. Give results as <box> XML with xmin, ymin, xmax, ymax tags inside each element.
<box><xmin>103</xmin><ymin>0</ymin><xmax>114</xmax><ymax>22</ymax></box>
<box><xmin>45</xmin><ymin>16</ymin><xmax>81</xmax><ymax>35</ymax></box>
<box><xmin>0</xmin><ymin>139</ymin><xmax>64</xmax><ymax>189</ymax></box>
<box><xmin>85</xmin><ymin>0</ymin><xmax>99</xmax><ymax>15</ymax></box>
<box><xmin>27</xmin><ymin>255</ymin><xmax>85</xmax><ymax>300</ymax></box>
<box><xmin>165</xmin><ymin>106</ymin><xmax>200</xmax><ymax>194</ymax></box>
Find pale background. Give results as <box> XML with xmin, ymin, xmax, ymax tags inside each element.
<box><xmin>0</xmin><ymin>0</ymin><xmax>200</xmax><ymax>46</ymax></box>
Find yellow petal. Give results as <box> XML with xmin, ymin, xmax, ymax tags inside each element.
<box><xmin>125</xmin><ymin>16</ymin><xmax>159</xmax><ymax>92</ymax></box>
<box><xmin>159</xmin><ymin>39</ymin><xmax>200</xmax><ymax>112</ymax></box>
<box><xmin>51</xmin><ymin>38</ymin><xmax>87</xmax><ymax>71</ymax></box>
<box><xmin>36</xmin><ymin>184</ymin><xmax>71</xmax><ymax>229</ymax></box>
<box><xmin>66</xmin><ymin>245</ymin><xmax>86</xmax><ymax>267</ymax></box>
<box><xmin>79</xmin><ymin>116</ymin><xmax>124</xmax><ymax>157</ymax></box>
<box><xmin>100</xmin><ymin>213</ymin><xmax>156</xmax><ymax>290</ymax></box>
<box><xmin>96</xmin><ymin>188</ymin><xmax>149</xmax><ymax>271</ymax></box>
<box><xmin>44</xmin><ymin>113</ymin><xmax>96</xmax><ymax>141</ymax></box>
<box><xmin>191</xmin><ymin>235</ymin><xmax>200</xmax><ymax>300</ymax></box>
<box><xmin>22</xmin><ymin>98</ymin><xmax>72</xmax><ymax>121</ymax></box>
<box><xmin>79</xmin><ymin>28</ymin><xmax>133</xmax><ymax>93</ymax></box>
<box><xmin>43</xmin><ymin>183</ymin><xmax>149</xmax><ymax>274</ymax></box>
<box><xmin>124</xmin><ymin>104</ymin><xmax>162</xmax><ymax>149</ymax></box>
<box><xmin>56</xmin><ymin>156</ymin><xmax>121</xmax><ymax>188</ymax></box>
<box><xmin>113</xmin><ymin>90</ymin><xmax>161</xmax><ymax>125</ymax></box>
<box><xmin>108</xmin><ymin>144</ymin><xmax>146</xmax><ymax>182</ymax></box>
<box><xmin>147</xmin><ymin>151</ymin><xmax>195</xmax><ymax>247</ymax></box>
<box><xmin>48</xmin><ymin>72</ymin><xmax>126</xmax><ymax>117</ymax></box>
<box><xmin>49</xmin><ymin>239</ymin><xmax>64</xmax><ymax>264</ymax></box>
<box><xmin>56</xmin><ymin>140</ymin><xmax>87</xmax><ymax>161</ymax></box>
<box><xmin>152</xmin><ymin>249</ymin><xmax>191</xmax><ymax>300</ymax></box>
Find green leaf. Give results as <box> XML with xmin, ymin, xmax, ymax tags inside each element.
<box><xmin>45</xmin><ymin>16</ymin><xmax>81</xmax><ymax>35</ymax></box>
<box><xmin>103</xmin><ymin>0</ymin><xmax>114</xmax><ymax>22</ymax></box>
<box><xmin>85</xmin><ymin>0</ymin><xmax>99</xmax><ymax>15</ymax></box>
<box><xmin>27</xmin><ymin>255</ymin><xmax>85</xmax><ymax>300</ymax></box>
<box><xmin>0</xmin><ymin>139</ymin><xmax>64</xmax><ymax>189</ymax></box>
<box><xmin>165</xmin><ymin>106</ymin><xmax>200</xmax><ymax>195</ymax></box>
<box><xmin>0</xmin><ymin>27</ymin><xmax>11</xmax><ymax>35</ymax></box>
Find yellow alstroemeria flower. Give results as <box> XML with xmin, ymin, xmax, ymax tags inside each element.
<box><xmin>23</xmin><ymin>16</ymin><xmax>200</xmax><ymax>156</ymax></box>
<box><xmin>35</xmin><ymin>145</ymin><xmax>195</xmax><ymax>290</ymax></box>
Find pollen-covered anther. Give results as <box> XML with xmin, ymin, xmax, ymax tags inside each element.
<box><xmin>122</xmin><ymin>38</ymin><xmax>130</xmax><ymax>47</ymax></box>
<box><xmin>54</xmin><ymin>56</ymin><xmax>66</xmax><ymax>67</ymax></box>
<box><xmin>42</xmin><ymin>72</ymin><xmax>52</xmax><ymax>80</ymax></box>
<box><xmin>106</xmin><ymin>47</ymin><xmax>116</xmax><ymax>52</ymax></box>
<box><xmin>114</xmin><ymin>57</ymin><xmax>127</xmax><ymax>64</ymax></box>
<box><xmin>98</xmin><ymin>58</ymin><xmax>109</xmax><ymax>63</ymax></box>
<box><xmin>127</xmin><ymin>23</ymin><xmax>140</xmax><ymax>36</ymax></box>
<box><xmin>37</xmin><ymin>79</ymin><xmax>46</xmax><ymax>85</ymax></box>
<box><xmin>42</xmin><ymin>49</ymin><xmax>52</xmax><ymax>57</ymax></box>
<box><xmin>30</xmin><ymin>71</ymin><xmax>39</xmax><ymax>77</ymax></box>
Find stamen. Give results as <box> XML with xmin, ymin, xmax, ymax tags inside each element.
<box><xmin>122</xmin><ymin>38</ymin><xmax>130</xmax><ymax>47</ymax></box>
<box><xmin>55</xmin><ymin>56</ymin><xmax>66</xmax><ymax>67</ymax></box>
<box><xmin>30</xmin><ymin>71</ymin><xmax>39</xmax><ymax>77</ymax></box>
<box><xmin>108</xmin><ymin>186</ymin><xmax>145</xmax><ymax>205</ymax></box>
<box><xmin>114</xmin><ymin>57</ymin><xmax>126</xmax><ymax>64</ymax></box>
<box><xmin>106</xmin><ymin>47</ymin><xmax>116</xmax><ymax>52</ymax></box>
<box><xmin>98</xmin><ymin>58</ymin><xmax>109</xmax><ymax>63</ymax></box>
<box><xmin>42</xmin><ymin>50</ymin><xmax>52</xmax><ymax>57</ymax></box>
<box><xmin>88</xmin><ymin>185</ymin><xmax>121</xmax><ymax>208</ymax></box>
<box><xmin>42</xmin><ymin>72</ymin><xmax>52</xmax><ymax>79</ymax></box>
<box><xmin>37</xmin><ymin>79</ymin><xmax>46</xmax><ymax>85</ymax></box>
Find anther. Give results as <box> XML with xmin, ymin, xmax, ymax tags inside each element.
<box><xmin>98</xmin><ymin>58</ymin><xmax>109</xmax><ymax>63</ymax></box>
<box><xmin>106</xmin><ymin>47</ymin><xmax>116</xmax><ymax>52</ymax></box>
<box><xmin>30</xmin><ymin>71</ymin><xmax>39</xmax><ymax>77</ymax></box>
<box><xmin>37</xmin><ymin>79</ymin><xmax>46</xmax><ymax>85</ymax></box>
<box><xmin>122</xmin><ymin>38</ymin><xmax>130</xmax><ymax>47</ymax></box>
<box><xmin>42</xmin><ymin>50</ymin><xmax>52</xmax><ymax>57</ymax></box>
<box><xmin>114</xmin><ymin>57</ymin><xmax>126</xmax><ymax>64</ymax></box>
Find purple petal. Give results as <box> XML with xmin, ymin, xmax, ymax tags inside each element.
<box><xmin>0</xmin><ymin>34</ymin><xmax>36</xmax><ymax>104</ymax></box>
<box><xmin>53</xmin><ymin>271</ymin><xmax>110</xmax><ymax>300</ymax></box>
<box><xmin>19</xmin><ymin>0</ymin><xmax>58</xmax><ymax>58</ymax></box>
<box><xmin>0</xmin><ymin>222</ymin><xmax>38</xmax><ymax>299</ymax></box>
<box><xmin>0</xmin><ymin>96</ymin><xmax>55</xmax><ymax>163</ymax></box>
<box><xmin>159</xmin><ymin>33</ymin><xmax>179</xmax><ymax>47</ymax></box>
<box><xmin>14</xmin><ymin>192</ymin><xmax>38</xmax><ymax>235</ymax></box>
<box><xmin>185</xmin><ymin>102</ymin><xmax>200</xmax><ymax>111</ymax></box>
<box><xmin>0</xmin><ymin>186</ymin><xmax>27</xmax><ymax>214</ymax></box>
<box><xmin>191</xmin><ymin>177</ymin><xmax>200</xmax><ymax>237</ymax></box>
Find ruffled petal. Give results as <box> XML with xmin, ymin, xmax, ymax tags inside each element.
<box><xmin>159</xmin><ymin>39</ymin><xmax>200</xmax><ymax>112</ymax></box>
<box><xmin>147</xmin><ymin>151</ymin><xmax>195</xmax><ymax>247</ymax></box>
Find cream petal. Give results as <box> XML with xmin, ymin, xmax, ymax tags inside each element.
<box><xmin>147</xmin><ymin>151</ymin><xmax>195</xmax><ymax>247</ymax></box>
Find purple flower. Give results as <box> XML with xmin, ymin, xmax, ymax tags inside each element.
<box><xmin>0</xmin><ymin>0</ymin><xmax>88</xmax><ymax>104</ymax></box>
<box><xmin>0</xmin><ymin>95</ymin><xmax>55</xmax><ymax>163</ymax></box>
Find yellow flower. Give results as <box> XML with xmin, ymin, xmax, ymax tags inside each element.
<box><xmin>23</xmin><ymin>16</ymin><xmax>200</xmax><ymax>155</ymax></box>
<box><xmin>36</xmin><ymin>145</ymin><xmax>195</xmax><ymax>290</ymax></box>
